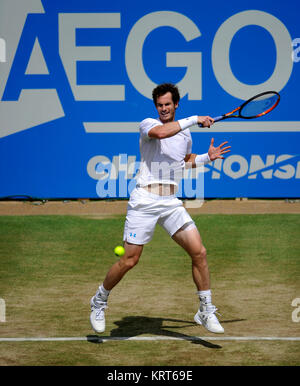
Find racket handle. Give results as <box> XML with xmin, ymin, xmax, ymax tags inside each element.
<box><xmin>213</xmin><ymin>115</ymin><xmax>223</xmax><ymax>122</ymax></box>
<box><xmin>197</xmin><ymin>115</ymin><xmax>223</xmax><ymax>127</ymax></box>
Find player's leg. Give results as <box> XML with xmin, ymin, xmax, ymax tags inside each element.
<box><xmin>90</xmin><ymin>187</ymin><xmax>158</xmax><ymax>333</ymax></box>
<box><xmin>171</xmin><ymin>223</ymin><xmax>224</xmax><ymax>334</ymax></box>
<box><xmin>172</xmin><ymin>224</ymin><xmax>210</xmax><ymax>291</ymax></box>
<box><xmin>90</xmin><ymin>242</ymin><xmax>143</xmax><ymax>334</ymax></box>
<box><xmin>103</xmin><ymin>242</ymin><xmax>144</xmax><ymax>290</ymax></box>
<box><xmin>158</xmin><ymin>204</ymin><xmax>210</xmax><ymax>291</ymax></box>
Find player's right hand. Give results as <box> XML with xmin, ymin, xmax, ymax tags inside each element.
<box><xmin>197</xmin><ymin>116</ymin><xmax>214</xmax><ymax>127</ymax></box>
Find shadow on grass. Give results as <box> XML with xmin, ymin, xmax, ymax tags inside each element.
<box><xmin>87</xmin><ymin>316</ymin><xmax>247</xmax><ymax>349</ymax></box>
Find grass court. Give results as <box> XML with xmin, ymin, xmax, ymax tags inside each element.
<box><xmin>0</xmin><ymin>213</ymin><xmax>299</xmax><ymax>366</ymax></box>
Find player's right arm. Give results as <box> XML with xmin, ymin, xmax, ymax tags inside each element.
<box><xmin>148</xmin><ymin>121</ymin><xmax>181</xmax><ymax>139</ymax></box>
<box><xmin>148</xmin><ymin>116</ymin><xmax>214</xmax><ymax>139</ymax></box>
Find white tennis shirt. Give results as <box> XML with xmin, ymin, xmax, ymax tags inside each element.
<box><xmin>135</xmin><ymin>118</ymin><xmax>192</xmax><ymax>188</ymax></box>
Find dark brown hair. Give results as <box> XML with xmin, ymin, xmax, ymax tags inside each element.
<box><xmin>152</xmin><ymin>83</ymin><xmax>180</xmax><ymax>106</ymax></box>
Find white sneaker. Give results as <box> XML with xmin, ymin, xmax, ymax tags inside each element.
<box><xmin>90</xmin><ymin>296</ymin><xmax>107</xmax><ymax>333</ymax></box>
<box><xmin>194</xmin><ymin>305</ymin><xmax>224</xmax><ymax>334</ymax></box>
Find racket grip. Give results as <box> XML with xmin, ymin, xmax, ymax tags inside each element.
<box><xmin>212</xmin><ymin>115</ymin><xmax>223</xmax><ymax>122</ymax></box>
<box><xmin>197</xmin><ymin>115</ymin><xmax>223</xmax><ymax>127</ymax></box>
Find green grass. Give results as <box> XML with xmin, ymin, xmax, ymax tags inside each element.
<box><xmin>0</xmin><ymin>214</ymin><xmax>299</xmax><ymax>366</ymax></box>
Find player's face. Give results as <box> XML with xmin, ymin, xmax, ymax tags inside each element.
<box><xmin>155</xmin><ymin>92</ymin><xmax>178</xmax><ymax>123</ymax></box>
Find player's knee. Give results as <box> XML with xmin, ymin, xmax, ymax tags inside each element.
<box><xmin>192</xmin><ymin>246</ymin><xmax>207</xmax><ymax>264</ymax></box>
<box><xmin>126</xmin><ymin>256</ymin><xmax>139</xmax><ymax>269</ymax></box>
<box><xmin>200</xmin><ymin>246</ymin><xmax>207</xmax><ymax>259</ymax></box>
<box><xmin>121</xmin><ymin>254</ymin><xmax>140</xmax><ymax>271</ymax></box>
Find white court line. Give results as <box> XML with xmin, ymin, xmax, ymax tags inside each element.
<box><xmin>83</xmin><ymin>121</ymin><xmax>300</xmax><ymax>133</ymax></box>
<box><xmin>0</xmin><ymin>336</ymin><xmax>299</xmax><ymax>342</ymax></box>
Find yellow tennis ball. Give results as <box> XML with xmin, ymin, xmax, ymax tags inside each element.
<box><xmin>114</xmin><ymin>245</ymin><xmax>125</xmax><ymax>256</ymax></box>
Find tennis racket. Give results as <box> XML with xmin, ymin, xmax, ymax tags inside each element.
<box><xmin>200</xmin><ymin>91</ymin><xmax>280</xmax><ymax>126</ymax></box>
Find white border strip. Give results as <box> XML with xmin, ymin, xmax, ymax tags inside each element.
<box><xmin>0</xmin><ymin>336</ymin><xmax>299</xmax><ymax>342</ymax></box>
<box><xmin>84</xmin><ymin>121</ymin><xmax>300</xmax><ymax>133</ymax></box>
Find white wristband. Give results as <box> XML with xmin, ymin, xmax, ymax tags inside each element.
<box><xmin>178</xmin><ymin>116</ymin><xmax>198</xmax><ymax>131</ymax></box>
<box><xmin>195</xmin><ymin>153</ymin><xmax>211</xmax><ymax>165</ymax></box>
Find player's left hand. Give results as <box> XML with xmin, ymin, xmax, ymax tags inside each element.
<box><xmin>208</xmin><ymin>138</ymin><xmax>231</xmax><ymax>161</ymax></box>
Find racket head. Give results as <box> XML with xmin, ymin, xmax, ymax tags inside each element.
<box><xmin>238</xmin><ymin>91</ymin><xmax>280</xmax><ymax>119</ymax></box>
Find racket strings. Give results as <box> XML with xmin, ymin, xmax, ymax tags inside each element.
<box><xmin>239</xmin><ymin>93</ymin><xmax>279</xmax><ymax>118</ymax></box>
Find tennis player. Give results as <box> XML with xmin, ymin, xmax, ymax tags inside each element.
<box><xmin>90</xmin><ymin>83</ymin><xmax>230</xmax><ymax>334</ymax></box>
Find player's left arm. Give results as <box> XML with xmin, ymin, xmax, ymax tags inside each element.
<box><xmin>184</xmin><ymin>138</ymin><xmax>231</xmax><ymax>168</ymax></box>
<box><xmin>184</xmin><ymin>153</ymin><xmax>208</xmax><ymax>169</ymax></box>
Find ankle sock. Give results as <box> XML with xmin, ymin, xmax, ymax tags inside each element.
<box><xmin>97</xmin><ymin>284</ymin><xmax>110</xmax><ymax>302</ymax></box>
<box><xmin>197</xmin><ymin>289</ymin><xmax>213</xmax><ymax>310</ymax></box>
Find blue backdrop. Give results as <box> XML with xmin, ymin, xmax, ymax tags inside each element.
<box><xmin>0</xmin><ymin>0</ymin><xmax>299</xmax><ymax>198</ymax></box>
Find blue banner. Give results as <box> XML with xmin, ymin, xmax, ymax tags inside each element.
<box><xmin>0</xmin><ymin>0</ymin><xmax>299</xmax><ymax>198</ymax></box>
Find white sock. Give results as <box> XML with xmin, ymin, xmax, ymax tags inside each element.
<box><xmin>197</xmin><ymin>289</ymin><xmax>212</xmax><ymax>310</ymax></box>
<box><xmin>97</xmin><ymin>284</ymin><xmax>110</xmax><ymax>301</ymax></box>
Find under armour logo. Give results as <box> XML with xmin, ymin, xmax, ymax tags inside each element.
<box><xmin>129</xmin><ymin>232</ymin><xmax>136</xmax><ymax>238</ymax></box>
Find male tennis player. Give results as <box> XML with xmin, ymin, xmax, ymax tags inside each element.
<box><xmin>90</xmin><ymin>83</ymin><xmax>230</xmax><ymax>334</ymax></box>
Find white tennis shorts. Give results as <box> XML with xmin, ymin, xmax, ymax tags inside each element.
<box><xmin>123</xmin><ymin>187</ymin><xmax>194</xmax><ymax>245</ymax></box>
